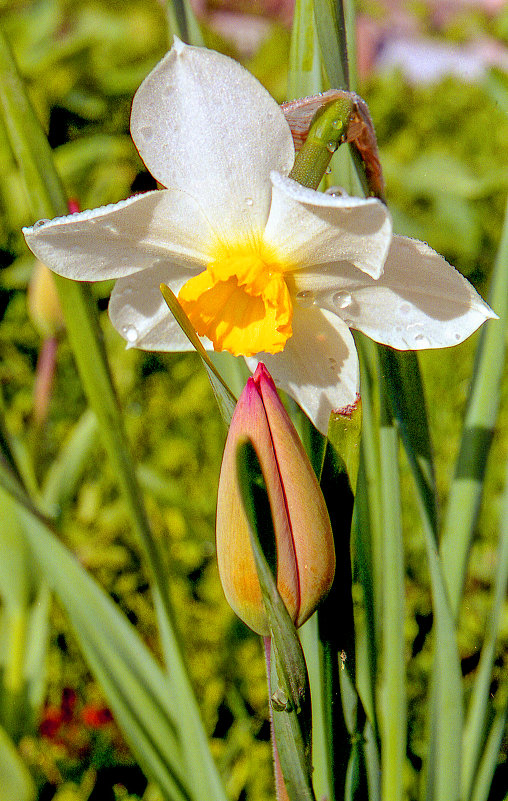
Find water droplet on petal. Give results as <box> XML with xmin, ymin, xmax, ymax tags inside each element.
<box><xmin>333</xmin><ymin>290</ymin><xmax>353</xmax><ymax>310</ymax></box>
<box><xmin>296</xmin><ymin>289</ymin><xmax>315</xmax><ymax>307</ymax></box>
<box><xmin>140</xmin><ymin>126</ymin><xmax>154</xmax><ymax>141</ymax></box>
<box><xmin>325</xmin><ymin>185</ymin><xmax>348</xmax><ymax>197</ymax></box>
<box><xmin>245</xmin><ymin>197</ymin><xmax>253</xmax><ymax>206</ymax></box>
<box><xmin>454</xmin><ymin>332</ymin><xmax>461</xmax><ymax>341</ymax></box>
<box><xmin>34</xmin><ymin>219</ymin><xmax>50</xmax><ymax>229</ymax></box>
<box><xmin>414</xmin><ymin>333</ymin><xmax>431</xmax><ymax>346</ymax></box>
<box><xmin>122</xmin><ymin>324</ymin><xmax>138</xmax><ymax>344</ymax></box>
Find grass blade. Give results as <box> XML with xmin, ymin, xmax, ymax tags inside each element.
<box><xmin>461</xmin><ymin>448</ymin><xmax>508</xmax><ymax>800</ymax></box>
<box><xmin>0</xmin><ymin>723</ymin><xmax>36</xmax><ymax>801</ymax></box>
<box><xmin>313</xmin><ymin>0</ymin><xmax>350</xmax><ymax>90</ymax></box>
<box><xmin>288</xmin><ymin>0</ymin><xmax>323</xmax><ymax>100</ymax></box>
<box><xmin>469</xmin><ymin>709</ymin><xmax>508</xmax><ymax>801</ymax></box>
<box><xmin>440</xmin><ymin>197</ymin><xmax>508</xmax><ymax>620</ymax></box>
<box><xmin>379</xmin><ymin>349</ymin><xmax>438</xmax><ymax>538</ymax></box>
<box><xmin>377</xmin><ymin>411</ymin><xmax>406</xmax><ymax>801</ymax></box>
<box><xmin>15</xmin><ymin>503</ymin><xmax>191</xmax><ymax>801</ymax></box>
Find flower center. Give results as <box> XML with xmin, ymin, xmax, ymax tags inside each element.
<box><xmin>178</xmin><ymin>241</ymin><xmax>293</xmax><ymax>357</ymax></box>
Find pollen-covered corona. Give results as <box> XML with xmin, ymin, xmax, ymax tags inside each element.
<box><xmin>179</xmin><ymin>240</ymin><xmax>293</xmax><ymax>356</ymax></box>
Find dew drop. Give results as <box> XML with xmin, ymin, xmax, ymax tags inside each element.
<box><xmin>333</xmin><ymin>290</ymin><xmax>353</xmax><ymax>310</ymax></box>
<box><xmin>245</xmin><ymin>197</ymin><xmax>253</xmax><ymax>206</ymax></box>
<box><xmin>140</xmin><ymin>126</ymin><xmax>154</xmax><ymax>141</ymax></box>
<box><xmin>326</xmin><ymin>141</ymin><xmax>338</xmax><ymax>154</ymax></box>
<box><xmin>122</xmin><ymin>325</ymin><xmax>138</xmax><ymax>344</ymax></box>
<box><xmin>325</xmin><ymin>165</ymin><xmax>332</xmax><ymax>175</ymax></box>
<box><xmin>296</xmin><ymin>289</ymin><xmax>315</xmax><ymax>306</ymax></box>
<box><xmin>414</xmin><ymin>333</ymin><xmax>431</xmax><ymax>346</ymax></box>
<box><xmin>34</xmin><ymin>219</ymin><xmax>50</xmax><ymax>229</ymax></box>
<box><xmin>325</xmin><ymin>185</ymin><xmax>347</xmax><ymax>198</ymax></box>
<box><xmin>454</xmin><ymin>332</ymin><xmax>461</xmax><ymax>341</ymax></box>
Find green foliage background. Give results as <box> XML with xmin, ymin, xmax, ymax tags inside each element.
<box><xmin>0</xmin><ymin>1</ymin><xmax>506</xmax><ymax>798</ymax></box>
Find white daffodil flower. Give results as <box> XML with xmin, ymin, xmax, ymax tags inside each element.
<box><xmin>23</xmin><ymin>39</ymin><xmax>495</xmax><ymax>435</ymax></box>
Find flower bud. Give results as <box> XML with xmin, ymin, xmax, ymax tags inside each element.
<box><xmin>216</xmin><ymin>363</ymin><xmax>335</xmax><ymax>635</ymax></box>
<box><xmin>27</xmin><ymin>260</ymin><xmax>65</xmax><ymax>339</ymax></box>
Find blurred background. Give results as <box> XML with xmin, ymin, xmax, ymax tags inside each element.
<box><xmin>0</xmin><ymin>1</ymin><xmax>507</xmax><ymax>799</ymax></box>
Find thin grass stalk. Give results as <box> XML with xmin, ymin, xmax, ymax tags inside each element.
<box><xmin>378</xmin><ymin>384</ymin><xmax>406</xmax><ymax>801</ymax></box>
<box><xmin>288</xmin><ymin>0</ymin><xmax>322</xmax><ymax>100</ymax></box>
<box><xmin>461</xmin><ymin>443</ymin><xmax>508</xmax><ymax>801</ymax></box>
<box><xmin>313</xmin><ymin>0</ymin><xmax>350</xmax><ymax>90</ymax></box>
<box><xmin>469</xmin><ymin>709</ymin><xmax>508</xmax><ymax>801</ymax></box>
<box><xmin>440</xmin><ymin>197</ymin><xmax>508</xmax><ymax>621</ymax></box>
<box><xmin>164</xmin><ymin>0</ymin><xmax>203</xmax><ymax>46</ymax></box>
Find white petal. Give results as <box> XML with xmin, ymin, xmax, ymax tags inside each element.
<box><xmin>109</xmin><ymin>261</ymin><xmax>212</xmax><ymax>351</ymax></box>
<box><xmin>130</xmin><ymin>39</ymin><xmax>295</xmax><ymax>240</ymax></box>
<box><xmin>247</xmin><ymin>307</ymin><xmax>359</xmax><ymax>436</ymax></box>
<box><xmin>295</xmin><ymin>235</ymin><xmax>496</xmax><ymax>349</ymax></box>
<box><xmin>23</xmin><ymin>190</ymin><xmax>213</xmax><ymax>281</ymax></box>
<box><xmin>263</xmin><ymin>173</ymin><xmax>392</xmax><ymax>279</ymax></box>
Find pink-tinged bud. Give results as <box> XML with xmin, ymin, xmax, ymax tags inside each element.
<box><xmin>27</xmin><ymin>261</ymin><xmax>65</xmax><ymax>339</ymax></box>
<box><xmin>216</xmin><ymin>363</ymin><xmax>335</xmax><ymax>635</ymax></box>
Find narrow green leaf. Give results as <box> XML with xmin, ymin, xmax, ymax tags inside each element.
<box><xmin>317</xmin><ymin>439</ymin><xmax>357</xmax><ymax>801</ymax></box>
<box><xmin>0</xmin><ymin>723</ymin><xmax>36</xmax><ymax>801</ymax></box>
<box><xmin>299</xmin><ymin>617</ymin><xmax>333</xmax><ymax>801</ymax></box>
<box><xmin>42</xmin><ymin>409</ymin><xmax>99</xmax><ymax>512</ymax></box>
<box><xmin>236</xmin><ymin>439</ymin><xmax>315</xmax><ymax>801</ymax></box>
<box><xmin>378</xmin><ymin>415</ymin><xmax>406</xmax><ymax>801</ymax></box>
<box><xmin>160</xmin><ymin>284</ymin><xmax>237</xmax><ymax>425</ymax></box>
<box><xmin>0</xmin><ymin>27</ymin><xmax>68</xmax><ymax>219</ymax></box>
<box><xmin>469</xmin><ymin>709</ymin><xmax>508</xmax><ymax>801</ymax></box>
<box><xmin>461</xmin><ymin>449</ymin><xmax>508</xmax><ymax>801</ymax></box>
<box><xmin>164</xmin><ymin>0</ymin><xmax>203</xmax><ymax>46</ymax></box>
<box><xmin>287</xmin><ymin>0</ymin><xmax>323</xmax><ymax>100</ymax></box>
<box><xmin>440</xmin><ymin>196</ymin><xmax>508</xmax><ymax>620</ymax></box>
<box><xmin>378</xmin><ymin>348</ymin><xmax>438</xmax><ymax>538</ymax></box>
<box><xmin>313</xmin><ymin>0</ymin><xmax>350</xmax><ymax>90</ymax></box>
<box><xmin>375</xmin><ymin>348</ymin><xmax>463</xmax><ymax>801</ymax></box>
<box><xmin>15</xmin><ymin>504</ymin><xmax>191</xmax><ymax>801</ymax></box>
<box><xmin>24</xmin><ymin>582</ymin><xmax>51</xmax><ymax>718</ymax></box>
<box><xmin>326</xmin><ymin>396</ymin><xmax>362</xmax><ymax>493</ymax></box>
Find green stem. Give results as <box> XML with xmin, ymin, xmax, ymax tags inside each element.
<box><xmin>289</xmin><ymin>96</ymin><xmax>354</xmax><ymax>189</ymax></box>
<box><xmin>378</xmin><ymin>387</ymin><xmax>406</xmax><ymax>801</ymax></box>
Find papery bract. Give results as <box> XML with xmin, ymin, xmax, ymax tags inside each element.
<box><xmin>216</xmin><ymin>363</ymin><xmax>335</xmax><ymax>635</ymax></box>
<box><xmin>22</xmin><ymin>39</ymin><xmax>496</xmax><ymax>435</ymax></box>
